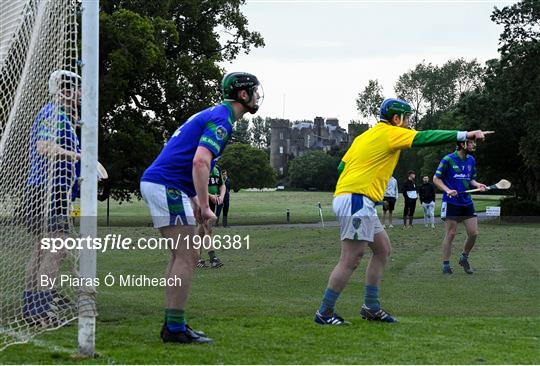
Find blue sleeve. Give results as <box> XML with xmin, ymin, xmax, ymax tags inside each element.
<box><xmin>435</xmin><ymin>156</ymin><xmax>449</xmax><ymax>178</ymax></box>
<box><xmin>198</xmin><ymin>120</ymin><xmax>231</xmax><ymax>157</ymax></box>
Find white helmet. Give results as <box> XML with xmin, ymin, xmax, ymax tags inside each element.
<box><xmin>48</xmin><ymin>69</ymin><xmax>81</xmax><ymax>96</ymax></box>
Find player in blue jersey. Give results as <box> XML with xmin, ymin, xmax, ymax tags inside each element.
<box><xmin>23</xmin><ymin>70</ymin><xmax>81</xmax><ymax>325</ymax></box>
<box><xmin>140</xmin><ymin>72</ymin><xmax>262</xmax><ymax>344</ymax></box>
<box><xmin>433</xmin><ymin>140</ymin><xmax>487</xmax><ymax>275</ymax></box>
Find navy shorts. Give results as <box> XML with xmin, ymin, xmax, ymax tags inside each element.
<box><xmin>441</xmin><ymin>201</ymin><xmax>476</xmax><ymax>223</ymax></box>
<box><xmin>382</xmin><ymin>197</ymin><xmax>396</xmax><ymax>211</ymax></box>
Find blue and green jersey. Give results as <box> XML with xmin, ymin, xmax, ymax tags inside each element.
<box><xmin>435</xmin><ymin>152</ymin><xmax>477</xmax><ymax>206</ymax></box>
<box><xmin>141</xmin><ymin>102</ymin><xmax>234</xmax><ymax>197</ymax></box>
<box><xmin>28</xmin><ymin>103</ymin><xmax>80</xmax><ymax>199</ymax></box>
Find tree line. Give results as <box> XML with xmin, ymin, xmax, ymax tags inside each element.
<box><xmin>95</xmin><ymin>0</ymin><xmax>538</xmax><ymax>203</ymax></box>
<box><xmin>354</xmin><ymin>0</ymin><xmax>539</xmax><ymax>203</ymax></box>
<box><xmin>97</xmin><ymin>0</ymin><xmax>263</xmax><ymax>200</ymax></box>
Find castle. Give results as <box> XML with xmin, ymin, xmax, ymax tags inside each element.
<box><xmin>269</xmin><ymin>117</ymin><xmax>367</xmax><ymax>176</ymax></box>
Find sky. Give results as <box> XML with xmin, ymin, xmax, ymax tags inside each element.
<box><xmin>221</xmin><ymin>0</ymin><xmax>517</xmax><ymax>127</ymax></box>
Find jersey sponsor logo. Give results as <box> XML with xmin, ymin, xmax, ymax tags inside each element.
<box><xmin>452</xmin><ymin>173</ymin><xmax>470</xmax><ymax>179</ymax></box>
<box><xmin>216</xmin><ymin>126</ymin><xmax>227</xmax><ymax>141</ymax></box>
<box><xmin>200</xmin><ymin>136</ymin><xmax>220</xmax><ymax>150</ymax></box>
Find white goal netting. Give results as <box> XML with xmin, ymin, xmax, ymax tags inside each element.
<box><xmin>0</xmin><ymin>0</ymin><xmax>80</xmax><ymax>351</ymax></box>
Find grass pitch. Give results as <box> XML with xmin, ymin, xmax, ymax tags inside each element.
<box><xmin>96</xmin><ymin>191</ymin><xmax>503</xmax><ymax>226</ymax></box>
<box><xmin>0</xmin><ymin>222</ymin><xmax>538</xmax><ymax>364</ymax></box>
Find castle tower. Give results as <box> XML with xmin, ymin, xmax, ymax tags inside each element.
<box><xmin>314</xmin><ymin>116</ymin><xmax>324</xmax><ymax>141</ymax></box>
<box><xmin>269</xmin><ymin>119</ymin><xmax>290</xmax><ymax>177</ymax></box>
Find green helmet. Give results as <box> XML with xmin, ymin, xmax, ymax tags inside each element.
<box><xmin>221</xmin><ymin>72</ymin><xmax>262</xmax><ymax>113</ymax></box>
<box><xmin>379</xmin><ymin>98</ymin><xmax>413</xmax><ymax>121</ymax></box>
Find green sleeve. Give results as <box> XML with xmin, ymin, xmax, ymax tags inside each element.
<box><xmin>412</xmin><ymin>130</ymin><xmax>459</xmax><ymax>147</ymax></box>
<box><xmin>337</xmin><ymin>160</ymin><xmax>345</xmax><ymax>175</ymax></box>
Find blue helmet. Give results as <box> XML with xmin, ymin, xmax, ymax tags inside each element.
<box><xmin>379</xmin><ymin>98</ymin><xmax>413</xmax><ymax>121</ymax></box>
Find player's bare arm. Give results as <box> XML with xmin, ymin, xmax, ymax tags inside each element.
<box><xmin>36</xmin><ymin>140</ymin><xmax>80</xmax><ymax>161</ymax></box>
<box><xmin>193</xmin><ymin>146</ymin><xmax>217</xmax><ymax>222</ymax></box>
<box><xmin>433</xmin><ymin>175</ymin><xmax>457</xmax><ymax>197</ymax></box>
<box><xmin>218</xmin><ymin>182</ymin><xmax>226</xmax><ymax>205</ymax></box>
<box><xmin>470</xmin><ymin>180</ymin><xmax>487</xmax><ymax>191</ymax></box>
<box><xmin>466</xmin><ymin>130</ymin><xmax>495</xmax><ymax>141</ymax></box>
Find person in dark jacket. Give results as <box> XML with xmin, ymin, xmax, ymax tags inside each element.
<box><xmin>216</xmin><ymin>169</ymin><xmax>230</xmax><ymax>227</ymax></box>
<box><xmin>419</xmin><ymin>175</ymin><xmax>436</xmax><ymax>228</ymax></box>
<box><xmin>402</xmin><ymin>170</ymin><xmax>417</xmax><ymax>228</ymax></box>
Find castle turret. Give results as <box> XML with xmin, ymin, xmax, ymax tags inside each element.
<box><xmin>269</xmin><ymin>119</ymin><xmax>290</xmax><ymax>177</ymax></box>
<box><xmin>314</xmin><ymin>116</ymin><xmax>324</xmax><ymax>141</ymax></box>
<box><xmin>347</xmin><ymin>122</ymin><xmax>370</xmax><ymax>143</ymax></box>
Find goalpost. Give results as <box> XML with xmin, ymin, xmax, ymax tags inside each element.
<box><xmin>0</xmin><ymin>0</ymin><xmax>98</xmax><ymax>355</ymax></box>
<box><xmin>79</xmin><ymin>0</ymin><xmax>99</xmax><ymax>357</ymax></box>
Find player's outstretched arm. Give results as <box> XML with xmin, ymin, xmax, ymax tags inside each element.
<box><xmin>410</xmin><ymin>129</ymin><xmax>494</xmax><ymax>148</ymax></box>
<box><xmin>466</xmin><ymin>130</ymin><xmax>495</xmax><ymax>141</ymax></box>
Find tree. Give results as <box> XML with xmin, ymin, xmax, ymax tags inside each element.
<box><xmin>288</xmin><ymin>151</ymin><xmax>340</xmax><ymax>191</ymax></box>
<box><xmin>455</xmin><ymin>0</ymin><xmax>540</xmax><ymax>201</ymax></box>
<box><xmin>394</xmin><ymin>59</ymin><xmax>484</xmax><ymax>128</ymax></box>
<box><xmin>412</xmin><ymin>1</ymin><xmax>540</xmax><ymax>202</ymax></box>
<box><xmin>395</xmin><ymin>62</ymin><xmax>433</xmax><ymax>126</ymax></box>
<box><xmin>356</xmin><ymin>79</ymin><xmax>384</xmax><ymax>123</ymax></box>
<box><xmin>232</xmin><ymin>118</ymin><xmax>251</xmax><ymax>144</ymax></box>
<box><xmin>264</xmin><ymin>117</ymin><xmax>273</xmax><ymax>148</ymax></box>
<box><xmin>98</xmin><ymin>0</ymin><xmax>264</xmax><ymax>200</ymax></box>
<box><xmin>218</xmin><ymin>144</ymin><xmax>276</xmax><ymax>191</ymax></box>
<box><xmin>491</xmin><ymin>0</ymin><xmax>540</xmax><ymax>55</ymax></box>
<box><xmin>250</xmin><ymin>116</ymin><xmax>269</xmax><ymax>149</ymax></box>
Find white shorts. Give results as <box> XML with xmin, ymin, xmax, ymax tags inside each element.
<box><xmin>140</xmin><ymin>181</ymin><xmax>196</xmax><ymax>228</ymax></box>
<box><xmin>333</xmin><ymin>194</ymin><xmax>384</xmax><ymax>242</ymax></box>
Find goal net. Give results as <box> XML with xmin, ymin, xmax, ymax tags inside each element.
<box><xmin>0</xmin><ymin>0</ymin><xmax>80</xmax><ymax>350</ymax></box>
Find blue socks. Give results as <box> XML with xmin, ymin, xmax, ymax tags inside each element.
<box><xmin>364</xmin><ymin>285</ymin><xmax>380</xmax><ymax>310</ymax></box>
<box><xmin>319</xmin><ymin>288</ymin><xmax>340</xmax><ymax>315</ymax></box>
<box><xmin>460</xmin><ymin>252</ymin><xmax>468</xmax><ymax>262</ymax></box>
<box><xmin>165</xmin><ymin>308</ymin><xmax>186</xmax><ymax>333</ymax></box>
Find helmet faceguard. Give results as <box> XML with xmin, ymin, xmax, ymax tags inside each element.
<box><xmin>457</xmin><ymin>140</ymin><xmax>476</xmax><ymax>152</ymax></box>
<box><xmin>222</xmin><ymin>72</ymin><xmax>263</xmax><ymax>114</ymax></box>
<box><xmin>48</xmin><ymin>70</ymin><xmax>81</xmax><ymax>105</ymax></box>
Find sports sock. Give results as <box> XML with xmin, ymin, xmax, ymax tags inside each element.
<box><xmin>208</xmin><ymin>250</ymin><xmax>216</xmax><ymax>261</ymax></box>
<box><xmin>165</xmin><ymin>308</ymin><xmax>186</xmax><ymax>333</ymax></box>
<box><xmin>443</xmin><ymin>260</ymin><xmax>450</xmax><ymax>269</ymax></box>
<box><xmin>319</xmin><ymin>288</ymin><xmax>340</xmax><ymax>316</ymax></box>
<box><xmin>364</xmin><ymin>285</ymin><xmax>380</xmax><ymax>310</ymax></box>
<box><xmin>460</xmin><ymin>252</ymin><xmax>468</xmax><ymax>261</ymax></box>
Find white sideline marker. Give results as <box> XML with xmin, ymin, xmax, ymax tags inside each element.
<box><xmin>318</xmin><ymin>202</ymin><xmax>324</xmax><ymax>228</ymax></box>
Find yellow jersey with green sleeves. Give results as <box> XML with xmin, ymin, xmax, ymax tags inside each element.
<box><xmin>334</xmin><ymin>122</ymin><xmax>465</xmax><ymax>202</ymax></box>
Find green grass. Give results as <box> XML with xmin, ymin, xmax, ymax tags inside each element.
<box><xmin>1</xmin><ymin>223</ymin><xmax>538</xmax><ymax>364</ymax></box>
<box><xmin>95</xmin><ymin>191</ymin><xmax>505</xmax><ymax>226</ymax></box>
